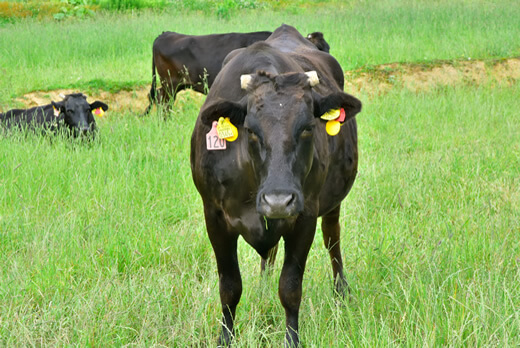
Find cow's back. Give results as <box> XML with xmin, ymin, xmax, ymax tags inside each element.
<box><xmin>0</xmin><ymin>105</ymin><xmax>53</xmax><ymax>129</ymax></box>
<box><xmin>266</xmin><ymin>25</ymin><xmax>345</xmax><ymax>91</ymax></box>
<box><xmin>154</xmin><ymin>31</ymin><xmax>271</xmax><ymax>86</ymax></box>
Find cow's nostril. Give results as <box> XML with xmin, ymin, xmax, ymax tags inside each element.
<box><xmin>263</xmin><ymin>193</ymin><xmax>295</xmax><ymax>208</ymax></box>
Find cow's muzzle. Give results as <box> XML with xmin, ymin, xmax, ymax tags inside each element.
<box><xmin>257</xmin><ymin>190</ymin><xmax>302</xmax><ymax>219</ymax></box>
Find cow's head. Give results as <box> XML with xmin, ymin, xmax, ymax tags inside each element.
<box><xmin>51</xmin><ymin>93</ymin><xmax>108</xmax><ymax>137</ymax></box>
<box><xmin>201</xmin><ymin>71</ymin><xmax>361</xmax><ymax>218</ymax></box>
<box><xmin>306</xmin><ymin>32</ymin><xmax>330</xmax><ymax>53</ymax></box>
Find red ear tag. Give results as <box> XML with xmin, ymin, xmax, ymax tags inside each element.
<box><xmin>337</xmin><ymin>108</ymin><xmax>346</xmax><ymax>123</ymax></box>
<box><xmin>206</xmin><ymin>121</ymin><xmax>227</xmax><ymax>151</ymax></box>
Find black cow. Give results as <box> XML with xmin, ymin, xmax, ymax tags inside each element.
<box><xmin>143</xmin><ymin>30</ymin><xmax>330</xmax><ymax>114</ymax></box>
<box><xmin>190</xmin><ymin>25</ymin><xmax>361</xmax><ymax>347</ymax></box>
<box><xmin>306</xmin><ymin>31</ymin><xmax>330</xmax><ymax>53</ymax></box>
<box><xmin>0</xmin><ymin>93</ymin><xmax>108</xmax><ymax>137</ymax></box>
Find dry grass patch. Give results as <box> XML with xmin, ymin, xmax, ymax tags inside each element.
<box><xmin>345</xmin><ymin>58</ymin><xmax>520</xmax><ymax>96</ymax></box>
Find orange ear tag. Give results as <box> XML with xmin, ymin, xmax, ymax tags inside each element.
<box><xmin>94</xmin><ymin>107</ymin><xmax>105</xmax><ymax>117</ymax></box>
<box><xmin>216</xmin><ymin>117</ymin><xmax>238</xmax><ymax>142</ymax></box>
<box><xmin>326</xmin><ymin>120</ymin><xmax>341</xmax><ymax>136</ymax></box>
<box><xmin>53</xmin><ymin>106</ymin><xmax>60</xmax><ymax>117</ymax></box>
<box><xmin>206</xmin><ymin>121</ymin><xmax>227</xmax><ymax>151</ymax></box>
<box><xmin>320</xmin><ymin>108</ymin><xmax>340</xmax><ymax>121</ymax></box>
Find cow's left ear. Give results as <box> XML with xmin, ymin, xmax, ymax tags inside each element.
<box><xmin>51</xmin><ymin>101</ymin><xmax>64</xmax><ymax>117</ymax></box>
<box><xmin>200</xmin><ymin>98</ymin><xmax>247</xmax><ymax>127</ymax></box>
<box><xmin>51</xmin><ymin>101</ymin><xmax>64</xmax><ymax>111</ymax></box>
<box><xmin>90</xmin><ymin>101</ymin><xmax>109</xmax><ymax>111</ymax></box>
<box><xmin>313</xmin><ymin>91</ymin><xmax>362</xmax><ymax>121</ymax></box>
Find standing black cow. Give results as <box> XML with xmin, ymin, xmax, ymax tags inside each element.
<box><xmin>0</xmin><ymin>93</ymin><xmax>108</xmax><ymax>137</ymax></box>
<box><xmin>190</xmin><ymin>25</ymin><xmax>361</xmax><ymax>346</ymax></box>
<box><xmin>143</xmin><ymin>30</ymin><xmax>330</xmax><ymax>115</ymax></box>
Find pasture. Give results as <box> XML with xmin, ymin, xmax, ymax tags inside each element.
<box><xmin>1</xmin><ymin>0</ymin><xmax>519</xmax><ymax>346</ymax></box>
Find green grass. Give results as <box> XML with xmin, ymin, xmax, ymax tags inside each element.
<box><xmin>1</xmin><ymin>82</ymin><xmax>519</xmax><ymax>345</ymax></box>
<box><xmin>1</xmin><ymin>0</ymin><xmax>520</xmax><ymax>105</ymax></box>
<box><xmin>1</xmin><ymin>1</ymin><xmax>520</xmax><ymax>346</ymax></box>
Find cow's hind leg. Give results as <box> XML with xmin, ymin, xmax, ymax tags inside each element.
<box><xmin>321</xmin><ymin>205</ymin><xmax>349</xmax><ymax>296</ymax></box>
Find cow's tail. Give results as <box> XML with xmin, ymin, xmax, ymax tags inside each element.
<box><xmin>143</xmin><ymin>53</ymin><xmax>157</xmax><ymax>116</ymax></box>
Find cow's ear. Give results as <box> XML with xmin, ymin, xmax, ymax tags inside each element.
<box><xmin>90</xmin><ymin>101</ymin><xmax>109</xmax><ymax>111</ymax></box>
<box><xmin>313</xmin><ymin>91</ymin><xmax>362</xmax><ymax>121</ymax></box>
<box><xmin>51</xmin><ymin>101</ymin><xmax>64</xmax><ymax>111</ymax></box>
<box><xmin>200</xmin><ymin>98</ymin><xmax>247</xmax><ymax>127</ymax></box>
<box><xmin>51</xmin><ymin>101</ymin><xmax>64</xmax><ymax>117</ymax></box>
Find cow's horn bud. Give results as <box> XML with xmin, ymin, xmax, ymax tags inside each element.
<box><xmin>240</xmin><ymin>74</ymin><xmax>253</xmax><ymax>89</ymax></box>
<box><xmin>305</xmin><ymin>71</ymin><xmax>319</xmax><ymax>86</ymax></box>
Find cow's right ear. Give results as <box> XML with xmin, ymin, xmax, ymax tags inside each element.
<box><xmin>200</xmin><ymin>98</ymin><xmax>247</xmax><ymax>127</ymax></box>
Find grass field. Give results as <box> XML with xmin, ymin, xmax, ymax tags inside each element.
<box><xmin>1</xmin><ymin>0</ymin><xmax>520</xmax><ymax>106</ymax></box>
<box><xmin>1</xmin><ymin>0</ymin><xmax>520</xmax><ymax>346</ymax></box>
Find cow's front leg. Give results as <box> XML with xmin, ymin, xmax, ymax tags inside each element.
<box><xmin>205</xmin><ymin>208</ymin><xmax>242</xmax><ymax>346</ymax></box>
<box><xmin>279</xmin><ymin>216</ymin><xmax>317</xmax><ymax>347</ymax></box>
<box><xmin>321</xmin><ymin>205</ymin><xmax>349</xmax><ymax>296</ymax></box>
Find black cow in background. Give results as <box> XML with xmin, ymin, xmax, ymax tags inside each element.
<box><xmin>0</xmin><ymin>93</ymin><xmax>108</xmax><ymax>137</ymax></box>
<box><xmin>190</xmin><ymin>24</ymin><xmax>361</xmax><ymax>347</ymax></box>
<box><xmin>143</xmin><ymin>30</ymin><xmax>330</xmax><ymax>115</ymax></box>
<box><xmin>306</xmin><ymin>31</ymin><xmax>330</xmax><ymax>53</ymax></box>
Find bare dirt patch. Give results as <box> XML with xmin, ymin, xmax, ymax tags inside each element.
<box><xmin>344</xmin><ymin>58</ymin><xmax>520</xmax><ymax>96</ymax></box>
<box><xmin>11</xmin><ymin>58</ymin><xmax>520</xmax><ymax>114</ymax></box>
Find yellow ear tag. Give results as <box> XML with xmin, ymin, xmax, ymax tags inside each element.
<box><xmin>320</xmin><ymin>108</ymin><xmax>340</xmax><ymax>121</ymax></box>
<box><xmin>53</xmin><ymin>106</ymin><xmax>60</xmax><ymax>117</ymax></box>
<box><xmin>216</xmin><ymin>117</ymin><xmax>238</xmax><ymax>142</ymax></box>
<box><xmin>94</xmin><ymin>107</ymin><xmax>105</xmax><ymax>117</ymax></box>
<box><xmin>326</xmin><ymin>120</ymin><xmax>341</xmax><ymax>136</ymax></box>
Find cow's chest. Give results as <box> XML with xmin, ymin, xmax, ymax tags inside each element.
<box><xmin>221</xmin><ymin>199</ymin><xmax>293</xmax><ymax>257</ymax></box>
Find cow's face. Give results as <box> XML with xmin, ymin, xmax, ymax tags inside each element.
<box><xmin>242</xmin><ymin>72</ymin><xmax>317</xmax><ymax>218</ymax></box>
<box><xmin>52</xmin><ymin>94</ymin><xmax>108</xmax><ymax>137</ymax></box>
<box><xmin>200</xmin><ymin>71</ymin><xmax>361</xmax><ymax>219</ymax></box>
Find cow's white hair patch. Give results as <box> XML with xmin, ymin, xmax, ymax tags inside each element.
<box><xmin>305</xmin><ymin>71</ymin><xmax>319</xmax><ymax>86</ymax></box>
<box><xmin>240</xmin><ymin>74</ymin><xmax>252</xmax><ymax>89</ymax></box>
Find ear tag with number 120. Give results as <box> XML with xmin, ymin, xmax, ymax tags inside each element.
<box><xmin>206</xmin><ymin>121</ymin><xmax>227</xmax><ymax>151</ymax></box>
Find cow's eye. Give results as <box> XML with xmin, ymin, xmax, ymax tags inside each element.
<box><xmin>67</xmin><ymin>109</ymin><xmax>74</xmax><ymax>114</ymax></box>
<box><xmin>247</xmin><ymin>128</ymin><xmax>260</xmax><ymax>143</ymax></box>
<box><xmin>301</xmin><ymin>125</ymin><xmax>314</xmax><ymax>138</ymax></box>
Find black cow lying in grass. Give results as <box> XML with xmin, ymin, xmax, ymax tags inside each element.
<box><xmin>143</xmin><ymin>29</ymin><xmax>330</xmax><ymax>115</ymax></box>
<box><xmin>0</xmin><ymin>93</ymin><xmax>108</xmax><ymax>137</ymax></box>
